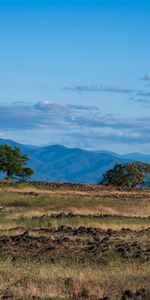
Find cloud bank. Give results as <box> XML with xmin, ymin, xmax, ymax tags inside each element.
<box><xmin>0</xmin><ymin>101</ymin><xmax>150</xmax><ymax>152</ymax></box>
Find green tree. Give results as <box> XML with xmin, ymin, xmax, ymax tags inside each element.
<box><xmin>100</xmin><ymin>162</ymin><xmax>150</xmax><ymax>187</ymax></box>
<box><xmin>0</xmin><ymin>144</ymin><xmax>33</xmax><ymax>180</ymax></box>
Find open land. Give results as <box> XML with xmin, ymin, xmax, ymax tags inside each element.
<box><xmin>0</xmin><ymin>182</ymin><xmax>149</xmax><ymax>300</ymax></box>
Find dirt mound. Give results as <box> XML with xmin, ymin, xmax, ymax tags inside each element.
<box><xmin>31</xmin><ymin>212</ymin><xmax>150</xmax><ymax>220</ymax></box>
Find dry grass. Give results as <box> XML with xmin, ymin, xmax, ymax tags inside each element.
<box><xmin>0</xmin><ymin>209</ymin><xmax>149</xmax><ymax>231</ymax></box>
<box><xmin>0</xmin><ymin>258</ymin><xmax>149</xmax><ymax>299</ymax></box>
<box><xmin>0</xmin><ymin>187</ymin><xmax>149</xmax><ymax>231</ymax></box>
<box><xmin>1</xmin><ymin>182</ymin><xmax>150</xmax><ymax>202</ymax></box>
<box><xmin>2</xmin><ymin>202</ymin><xmax>150</xmax><ymax>220</ymax></box>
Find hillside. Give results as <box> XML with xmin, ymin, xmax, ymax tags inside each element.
<box><xmin>0</xmin><ymin>138</ymin><xmax>150</xmax><ymax>183</ymax></box>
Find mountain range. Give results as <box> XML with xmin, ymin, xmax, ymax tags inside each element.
<box><xmin>0</xmin><ymin>138</ymin><xmax>150</xmax><ymax>183</ymax></box>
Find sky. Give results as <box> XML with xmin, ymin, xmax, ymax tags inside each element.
<box><xmin>0</xmin><ymin>0</ymin><xmax>150</xmax><ymax>153</ymax></box>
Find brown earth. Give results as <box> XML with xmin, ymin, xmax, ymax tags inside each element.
<box><xmin>0</xmin><ymin>226</ymin><xmax>149</xmax><ymax>262</ymax></box>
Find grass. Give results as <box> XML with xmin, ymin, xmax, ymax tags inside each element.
<box><xmin>0</xmin><ymin>209</ymin><xmax>149</xmax><ymax>231</ymax></box>
<box><xmin>0</xmin><ymin>189</ymin><xmax>149</xmax><ymax>211</ymax></box>
<box><xmin>16</xmin><ymin>215</ymin><xmax>150</xmax><ymax>230</ymax></box>
<box><xmin>0</xmin><ymin>189</ymin><xmax>149</xmax><ymax>230</ymax></box>
<box><xmin>0</xmin><ymin>256</ymin><xmax>149</xmax><ymax>299</ymax></box>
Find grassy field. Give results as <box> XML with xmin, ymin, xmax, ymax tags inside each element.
<box><xmin>0</xmin><ymin>182</ymin><xmax>150</xmax><ymax>299</ymax></box>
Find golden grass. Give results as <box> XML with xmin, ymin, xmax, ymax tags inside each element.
<box><xmin>8</xmin><ymin>202</ymin><xmax>150</xmax><ymax>218</ymax></box>
<box><xmin>0</xmin><ymin>189</ymin><xmax>149</xmax><ymax>231</ymax></box>
<box><xmin>0</xmin><ymin>218</ymin><xmax>149</xmax><ymax>232</ymax></box>
<box><xmin>0</xmin><ymin>186</ymin><xmax>150</xmax><ymax>218</ymax></box>
<box><xmin>43</xmin><ymin>218</ymin><xmax>150</xmax><ymax>231</ymax></box>
<box><xmin>0</xmin><ymin>258</ymin><xmax>149</xmax><ymax>299</ymax></box>
<box><xmin>1</xmin><ymin>184</ymin><xmax>150</xmax><ymax>201</ymax></box>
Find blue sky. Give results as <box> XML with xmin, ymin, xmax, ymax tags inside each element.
<box><xmin>0</xmin><ymin>0</ymin><xmax>150</xmax><ymax>153</ymax></box>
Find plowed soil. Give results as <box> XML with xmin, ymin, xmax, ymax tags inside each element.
<box><xmin>0</xmin><ymin>226</ymin><xmax>150</xmax><ymax>262</ymax></box>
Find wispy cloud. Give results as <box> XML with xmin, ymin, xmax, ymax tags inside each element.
<box><xmin>34</xmin><ymin>101</ymin><xmax>99</xmax><ymax>112</ymax></box>
<box><xmin>64</xmin><ymin>84</ymin><xmax>150</xmax><ymax>107</ymax></box>
<box><xmin>129</xmin><ymin>97</ymin><xmax>150</xmax><ymax>106</ymax></box>
<box><xmin>136</xmin><ymin>98</ymin><xmax>150</xmax><ymax>105</ymax></box>
<box><xmin>140</xmin><ymin>74</ymin><xmax>150</xmax><ymax>81</ymax></box>
<box><xmin>64</xmin><ymin>85</ymin><xmax>138</xmax><ymax>94</ymax></box>
<box><xmin>136</xmin><ymin>91</ymin><xmax>150</xmax><ymax>97</ymax></box>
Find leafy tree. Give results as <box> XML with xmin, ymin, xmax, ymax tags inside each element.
<box><xmin>100</xmin><ymin>162</ymin><xmax>150</xmax><ymax>187</ymax></box>
<box><xmin>0</xmin><ymin>144</ymin><xmax>33</xmax><ymax>180</ymax></box>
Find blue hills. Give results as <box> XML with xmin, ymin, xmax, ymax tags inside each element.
<box><xmin>0</xmin><ymin>138</ymin><xmax>150</xmax><ymax>183</ymax></box>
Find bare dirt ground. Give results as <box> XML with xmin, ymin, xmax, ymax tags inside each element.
<box><xmin>0</xmin><ymin>226</ymin><xmax>149</xmax><ymax>262</ymax></box>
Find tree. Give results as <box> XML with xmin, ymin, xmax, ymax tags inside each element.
<box><xmin>0</xmin><ymin>144</ymin><xmax>33</xmax><ymax>180</ymax></box>
<box><xmin>100</xmin><ymin>162</ymin><xmax>150</xmax><ymax>188</ymax></box>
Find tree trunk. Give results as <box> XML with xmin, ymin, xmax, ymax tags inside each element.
<box><xmin>7</xmin><ymin>169</ymin><xmax>12</xmax><ymax>178</ymax></box>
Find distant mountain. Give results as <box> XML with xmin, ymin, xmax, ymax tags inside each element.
<box><xmin>122</xmin><ymin>153</ymin><xmax>150</xmax><ymax>163</ymax></box>
<box><xmin>0</xmin><ymin>138</ymin><xmax>38</xmax><ymax>154</ymax></box>
<box><xmin>0</xmin><ymin>138</ymin><xmax>150</xmax><ymax>183</ymax></box>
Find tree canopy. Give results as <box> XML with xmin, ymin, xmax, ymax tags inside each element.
<box><xmin>0</xmin><ymin>144</ymin><xmax>33</xmax><ymax>181</ymax></box>
<box><xmin>100</xmin><ymin>162</ymin><xmax>150</xmax><ymax>187</ymax></box>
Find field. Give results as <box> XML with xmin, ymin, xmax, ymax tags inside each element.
<box><xmin>0</xmin><ymin>182</ymin><xmax>149</xmax><ymax>300</ymax></box>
